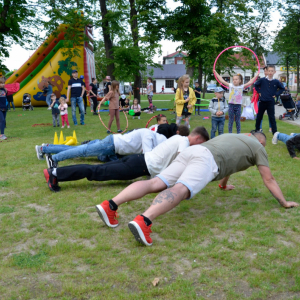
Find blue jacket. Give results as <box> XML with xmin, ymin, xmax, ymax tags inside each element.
<box><xmin>254</xmin><ymin>77</ymin><xmax>284</xmax><ymax>102</ymax></box>
<box><xmin>0</xmin><ymin>88</ymin><xmax>7</xmax><ymax>110</ymax></box>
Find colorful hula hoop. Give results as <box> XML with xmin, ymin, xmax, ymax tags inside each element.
<box><xmin>97</xmin><ymin>102</ymin><xmax>128</xmax><ymax>134</ymax></box>
<box><xmin>145</xmin><ymin>114</ymin><xmax>168</xmax><ymax>128</ymax></box>
<box><xmin>213</xmin><ymin>45</ymin><xmax>260</xmax><ymax>88</ymax></box>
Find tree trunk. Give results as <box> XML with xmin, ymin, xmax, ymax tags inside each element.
<box><xmin>99</xmin><ymin>0</ymin><xmax>115</xmax><ymax>79</ymax></box>
<box><xmin>129</xmin><ymin>0</ymin><xmax>141</xmax><ymax>102</ymax></box>
<box><xmin>202</xmin><ymin>74</ymin><xmax>207</xmax><ymax>99</ymax></box>
<box><xmin>286</xmin><ymin>56</ymin><xmax>289</xmax><ymax>88</ymax></box>
<box><xmin>186</xmin><ymin>66</ymin><xmax>194</xmax><ymax>78</ymax></box>
<box><xmin>198</xmin><ymin>64</ymin><xmax>203</xmax><ymax>90</ymax></box>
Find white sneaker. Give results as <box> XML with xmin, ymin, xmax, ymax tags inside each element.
<box><xmin>47</xmin><ymin>107</ymin><xmax>51</xmax><ymax>110</ymax></box>
<box><xmin>138</xmin><ymin>116</ymin><xmax>140</xmax><ymax>119</ymax></box>
<box><xmin>133</xmin><ymin>116</ymin><xmax>135</xmax><ymax>119</ymax></box>
<box><xmin>61</xmin><ymin>126</ymin><xmax>65</xmax><ymax>128</ymax></box>
<box><xmin>67</xmin><ymin>126</ymin><xmax>70</xmax><ymax>128</ymax></box>
<box><xmin>272</xmin><ymin>132</ymin><xmax>279</xmax><ymax>144</ymax></box>
<box><xmin>290</xmin><ymin>133</ymin><xmax>295</xmax><ymax>136</ymax></box>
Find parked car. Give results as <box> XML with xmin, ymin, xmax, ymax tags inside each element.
<box><xmin>206</xmin><ymin>84</ymin><xmax>217</xmax><ymax>93</ymax></box>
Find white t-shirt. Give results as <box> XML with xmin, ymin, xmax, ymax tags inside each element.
<box><xmin>145</xmin><ymin>135</ymin><xmax>190</xmax><ymax>177</ymax></box>
<box><xmin>228</xmin><ymin>83</ymin><xmax>244</xmax><ymax>105</ymax></box>
<box><xmin>113</xmin><ymin>129</ymin><xmax>166</xmax><ymax>155</ymax></box>
<box><xmin>149</xmin><ymin>124</ymin><xmax>158</xmax><ymax>132</ymax></box>
<box><xmin>58</xmin><ymin>103</ymin><xmax>68</xmax><ymax>115</ymax></box>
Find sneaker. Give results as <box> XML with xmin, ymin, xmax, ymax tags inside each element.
<box><xmin>35</xmin><ymin>145</ymin><xmax>45</xmax><ymax>160</ymax></box>
<box><xmin>80</xmin><ymin>122</ymin><xmax>85</xmax><ymax>125</ymax></box>
<box><xmin>128</xmin><ymin>215</ymin><xmax>153</xmax><ymax>246</ymax></box>
<box><xmin>107</xmin><ymin>130</ymin><xmax>111</xmax><ymax>134</ymax></box>
<box><xmin>272</xmin><ymin>132</ymin><xmax>279</xmax><ymax>144</ymax></box>
<box><xmin>93</xmin><ymin>112</ymin><xmax>98</xmax><ymax>115</ymax></box>
<box><xmin>0</xmin><ymin>134</ymin><xmax>7</xmax><ymax>140</ymax></box>
<box><xmin>47</xmin><ymin>107</ymin><xmax>52</xmax><ymax>110</ymax></box>
<box><xmin>138</xmin><ymin>116</ymin><xmax>140</xmax><ymax>119</ymax></box>
<box><xmin>259</xmin><ymin>129</ymin><xmax>263</xmax><ymax>133</ymax></box>
<box><xmin>67</xmin><ymin>125</ymin><xmax>70</xmax><ymax>128</ymax></box>
<box><xmin>95</xmin><ymin>201</ymin><xmax>119</xmax><ymax>228</ymax></box>
<box><xmin>269</xmin><ymin>128</ymin><xmax>272</xmax><ymax>132</ymax></box>
<box><xmin>290</xmin><ymin>133</ymin><xmax>295</xmax><ymax>136</ymax></box>
<box><xmin>43</xmin><ymin>168</ymin><xmax>60</xmax><ymax>192</ymax></box>
<box><xmin>117</xmin><ymin>129</ymin><xmax>122</xmax><ymax>133</ymax></box>
<box><xmin>61</xmin><ymin>126</ymin><xmax>65</xmax><ymax>128</ymax></box>
<box><xmin>45</xmin><ymin>154</ymin><xmax>58</xmax><ymax>168</ymax></box>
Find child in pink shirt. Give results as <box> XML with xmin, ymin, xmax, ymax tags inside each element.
<box><xmin>58</xmin><ymin>97</ymin><xmax>70</xmax><ymax>128</ymax></box>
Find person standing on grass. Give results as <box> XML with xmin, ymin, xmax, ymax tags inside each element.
<box><xmin>254</xmin><ymin>65</ymin><xmax>285</xmax><ymax>135</ymax></box>
<box><xmin>80</xmin><ymin>75</ymin><xmax>87</xmax><ymax>114</ymax></box>
<box><xmin>66</xmin><ymin>70</ymin><xmax>85</xmax><ymax>126</ymax></box>
<box><xmin>208</xmin><ymin>87</ymin><xmax>228</xmax><ymax>138</ymax></box>
<box><xmin>147</xmin><ymin>77</ymin><xmax>154</xmax><ymax>114</ymax></box>
<box><xmin>0</xmin><ymin>78</ymin><xmax>8</xmax><ymax>140</ymax></box>
<box><xmin>95</xmin><ymin>131</ymin><xmax>299</xmax><ymax>246</ymax></box>
<box><xmin>58</xmin><ymin>97</ymin><xmax>70</xmax><ymax>129</ymax></box>
<box><xmin>50</xmin><ymin>94</ymin><xmax>60</xmax><ymax>127</ymax></box>
<box><xmin>89</xmin><ymin>78</ymin><xmax>98</xmax><ymax>115</ymax></box>
<box><xmin>6</xmin><ymin>94</ymin><xmax>15</xmax><ymax>111</ymax></box>
<box><xmin>214</xmin><ymin>71</ymin><xmax>258</xmax><ymax>134</ymax></box>
<box><xmin>194</xmin><ymin>82</ymin><xmax>202</xmax><ymax>116</ymax></box>
<box><xmin>98</xmin><ymin>80</ymin><xmax>122</xmax><ymax>134</ymax></box>
<box><xmin>44</xmin><ymin>81</ymin><xmax>53</xmax><ymax>110</ymax></box>
<box><xmin>175</xmin><ymin>74</ymin><xmax>196</xmax><ymax>128</ymax></box>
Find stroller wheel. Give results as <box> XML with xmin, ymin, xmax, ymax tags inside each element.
<box><xmin>279</xmin><ymin>115</ymin><xmax>282</xmax><ymax>120</ymax></box>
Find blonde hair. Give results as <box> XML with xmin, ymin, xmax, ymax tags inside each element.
<box><xmin>233</xmin><ymin>74</ymin><xmax>243</xmax><ymax>84</ymax></box>
<box><xmin>177</xmin><ymin>74</ymin><xmax>190</xmax><ymax>96</ymax></box>
<box><xmin>59</xmin><ymin>97</ymin><xmax>66</xmax><ymax>104</ymax></box>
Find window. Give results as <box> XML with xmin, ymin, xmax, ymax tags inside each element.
<box><xmin>244</xmin><ymin>76</ymin><xmax>250</xmax><ymax>84</ymax></box>
<box><xmin>165</xmin><ymin>80</ymin><xmax>174</xmax><ymax>88</ymax></box>
<box><xmin>222</xmin><ymin>77</ymin><xmax>230</xmax><ymax>83</ymax></box>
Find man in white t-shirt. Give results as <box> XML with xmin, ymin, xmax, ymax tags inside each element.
<box><xmin>43</xmin><ymin>127</ymin><xmax>209</xmax><ymax>192</ymax></box>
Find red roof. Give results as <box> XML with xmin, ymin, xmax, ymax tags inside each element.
<box><xmin>163</xmin><ymin>51</ymin><xmax>188</xmax><ymax>58</ymax></box>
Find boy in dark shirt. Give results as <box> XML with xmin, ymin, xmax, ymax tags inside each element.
<box><xmin>254</xmin><ymin>65</ymin><xmax>285</xmax><ymax>134</ymax></box>
<box><xmin>194</xmin><ymin>82</ymin><xmax>202</xmax><ymax>115</ymax></box>
<box><xmin>50</xmin><ymin>93</ymin><xmax>60</xmax><ymax>127</ymax></box>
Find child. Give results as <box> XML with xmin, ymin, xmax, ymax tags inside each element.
<box><xmin>0</xmin><ymin>78</ymin><xmax>8</xmax><ymax>140</ymax></box>
<box><xmin>131</xmin><ymin>98</ymin><xmax>141</xmax><ymax>119</ymax></box>
<box><xmin>147</xmin><ymin>77</ymin><xmax>154</xmax><ymax>114</ymax></box>
<box><xmin>214</xmin><ymin>70</ymin><xmax>258</xmax><ymax>133</ymax></box>
<box><xmin>58</xmin><ymin>97</ymin><xmax>70</xmax><ymax>128</ymax></box>
<box><xmin>149</xmin><ymin>114</ymin><xmax>167</xmax><ymax>132</ymax></box>
<box><xmin>99</xmin><ymin>80</ymin><xmax>122</xmax><ymax>134</ymax></box>
<box><xmin>208</xmin><ymin>87</ymin><xmax>228</xmax><ymax>138</ymax></box>
<box><xmin>50</xmin><ymin>93</ymin><xmax>60</xmax><ymax>127</ymax></box>
<box><xmin>194</xmin><ymin>82</ymin><xmax>202</xmax><ymax>116</ymax></box>
<box><xmin>175</xmin><ymin>74</ymin><xmax>196</xmax><ymax>128</ymax></box>
<box><xmin>119</xmin><ymin>94</ymin><xmax>127</xmax><ymax>108</ymax></box>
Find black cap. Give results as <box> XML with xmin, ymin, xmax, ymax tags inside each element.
<box><xmin>157</xmin><ymin>123</ymin><xmax>178</xmax><ymax>139</ymax></box>
<box><xmin>72</xmin><ymin>70</ymin><xmax>78</xmax><ymax>73</ymax></box>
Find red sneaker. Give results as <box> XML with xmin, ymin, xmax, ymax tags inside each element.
<box><xmin>43</xmin><ymin>169</ymin><xmax>60</xmax><ymax>192</ymax></box>
<box><xmin>128</xmin><ymin>215</ymin><xmax>153</xmax><ymax>246</ymax></box>
<box><xmin>95</xmin><ymin>200</ymin><xmax>119</xmax><ymax>228</ymax></box>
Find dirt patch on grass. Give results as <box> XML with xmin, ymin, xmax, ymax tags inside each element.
<box><xmin>27</xmin><ymin>203</ymin><xmax>50</xmax><ymax>213</ymax></box>
<box><xmin>0</xmin><ymin>191</ymin><xmax>15</xmax><ymax>197</ymax></box>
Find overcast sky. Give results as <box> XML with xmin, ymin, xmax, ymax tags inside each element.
<box><xmin>3</xmin><ymin>0</ymin><xmax>281</xmax><ymax>71</ymax></box>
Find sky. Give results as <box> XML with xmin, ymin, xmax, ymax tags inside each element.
<box><xmin>3</xmin><ymin>0</ymin><xmax>281</xmax><ymax>71</ymax></box>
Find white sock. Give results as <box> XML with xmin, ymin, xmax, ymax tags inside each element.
<box><xmin>52</xmin><ymin>168</ymin><xmax>57</xmax><ymax>176</ymax></box>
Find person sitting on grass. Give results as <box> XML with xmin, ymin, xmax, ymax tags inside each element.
<box><xmin>148</xmin><ymin>114</ymin><xmax>167</xmax><ymax>132</ymax></box>
<box><xmin>131</xmin><ymin>98</ymin><xmax>141</xmax><ymax>119</ymax></box>
<box><xmin>35</xmin><ymin>124</ymin><xmax>182</xmax><ymax>168</ymax></box>
<box><xmin>43</xmin><ymin>126</ymin><xmax>205</xmax><ymax>192</ymax></box>
<box><xmin>208</xmin><ymin>87</ymin><xmax>228</xmax><ymax>138</ymax></box>
<box><xmin>95</xmin><ymin>131</ymin><xmax>299</xmax><ymax>246</ymax></box>
<box><xmin>272</xmin><ymin>132</ymin><xmax>300</xmax><ymax>159</ymax></box>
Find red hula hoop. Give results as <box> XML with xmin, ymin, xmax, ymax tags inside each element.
<box><xmin>97</xmin><ymin>102</ymin><xmax>128</xmax><ymax>134</ymax></box>
<box><xmin>213</xmin><ymin>45</ymin><xmax>260</xmax><ymax>88</ymax></box>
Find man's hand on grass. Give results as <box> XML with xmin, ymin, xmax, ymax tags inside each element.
<box><xmin>283</xmin><ymin>201</ymin><xmax>299</xmax><ymax>209</ymax></box>
<box><xmin>293</xmin><ymin>157</ymin><xmax>300</xmax><ymax>160</ymax></box>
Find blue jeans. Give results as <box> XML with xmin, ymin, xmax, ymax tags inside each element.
<box><xmin>277</xmin><ymin>133</ymin><xmax>299</xmax><ymax>144</ymax></box>
<box><xmin>71</xmin><ymin>97</ymin><xmax>85</xmax><ymax>125</ymax></box>
<box><xmin>46</xmin><ymin>94</ymin><xmax>52</xmax><ymax>107</ymax></box>
<box><xmin>43</xmin><ymin>135</ymin><xmax>115</xmax><ymax>163</ymax></box>
<box><xmin>211</xmin><ymin>117</ymin><xmax>225</xmax><ymax>138</ymax></box>
<box><xmin>7</xmin><ymin>102</ymin><xmax>15</xmax><ymax>110</ymax></box>
<box><xmin>0</xmin><ymin>110</ymin><xmax>7</xmax><ymax>134</ymax></box>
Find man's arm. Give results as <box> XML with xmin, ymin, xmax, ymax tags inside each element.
<box><xmin>66</xmin><ymin>86</ymin><xmax>71</xmax><ymax>102</ymax></box>
<box><xmin>219</xmin><ymin>176</ymin><xmax>235</xmax><ymax>190</ymax></box>
<box><xmin>258</xmin><ymin>165</ymin><xmax>299</xmax><ymax>208</ymax></box>
<box><xmin>81</xmin><ymin>84</ymin><xmax>85</xmax><ymax>98</ymax></box>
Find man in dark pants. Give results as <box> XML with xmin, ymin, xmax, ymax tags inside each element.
<box><xmin>255</xmin><ymin>65</ymin><xmax>285</xmax><ymax>134</ymax></box>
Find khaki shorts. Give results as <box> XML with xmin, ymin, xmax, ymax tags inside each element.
<box><xmin>157</xmin><ymin>145</ymin><xmax>219</xmax><ymax>199</ymax></box>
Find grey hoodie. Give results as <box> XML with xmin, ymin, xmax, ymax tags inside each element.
<box><xmin>208</xmin><ymin>97</ymin><xmax>228</xmax><ymax>118</ymax></box>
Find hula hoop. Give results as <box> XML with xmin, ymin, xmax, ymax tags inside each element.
<box><xmin>145</xmin><ymin>114</ymin><xmax>168</xmax><ymax>128</ymax></box>
<box><xmin>213</xmin><ymin>45</ymin><xmax>260</xmax><ymax>88</ymax></box>
<box><xmin>97</xmin><ymin>101</ymin><xmax>128</xmax><ymax>134</ymax></box>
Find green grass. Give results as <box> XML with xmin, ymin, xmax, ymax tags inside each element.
<box><xmin>1</xmin><ymin>104</ymin><xmax>300</xmax><ymax>299</ymax></box>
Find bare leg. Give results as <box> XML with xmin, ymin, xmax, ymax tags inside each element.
<box><xmin>142</xmin><ymin>183</ymin><xmax>189</xmax><ymax>221</ymax></box>
<box><xmin>107</xmin><ymin>109</ymin><xmax>117</xmax><ymax>130</ymax></box>
<box><xmin>115</xmin><ymin>109</ymin><xmax>121</xmax><ymax>130</ymax></box>
<box><xmin>113</xmin><ymin>177</ymin><xmax>167</xmax><ymax>206</ymax></box>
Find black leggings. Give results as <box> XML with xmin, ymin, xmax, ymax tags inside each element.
<box><xmin>91</xmin><ymin>97</ymin><xmax>98</xmax><ymax>112</ymax></box>
<box><xmin>56</xmin><ymin>154</ymin><xmax>150</xmax><ymax>182</ymax></box>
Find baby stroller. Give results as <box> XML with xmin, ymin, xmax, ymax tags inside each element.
<box><xmin>278</xmin><ymin>93</ymin><xmax>298</xmax><ymax>121</ymax></box>
<box><xmin>22</xmin><ymin>93</ymin><xmax>34</xmax><ymax>111</ymax></box>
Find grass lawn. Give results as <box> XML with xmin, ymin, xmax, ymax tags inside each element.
<box><xmin>1</xmin><ymin>103</ymin><xmax>300</xmax><ymax>299</ymax></box>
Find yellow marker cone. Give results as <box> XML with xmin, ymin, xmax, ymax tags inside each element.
<box><xmin>59</xmin><ymin>131</ymin><xmax>64</xmax><ymax>144</ymax></box>
<box><xmin>65</xmin><ymin>138</ymin><xmax>76</xmax><ymax>146</ymax></box>
<box><xmin>53</xmin><ymin>132</ymin><xmax>59</xmax><ymax>145</ymax></box>
<box><xmin>72</xmin><ymin>130</ymin><xmax>78</xmax><ymax>145</ymax></box>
